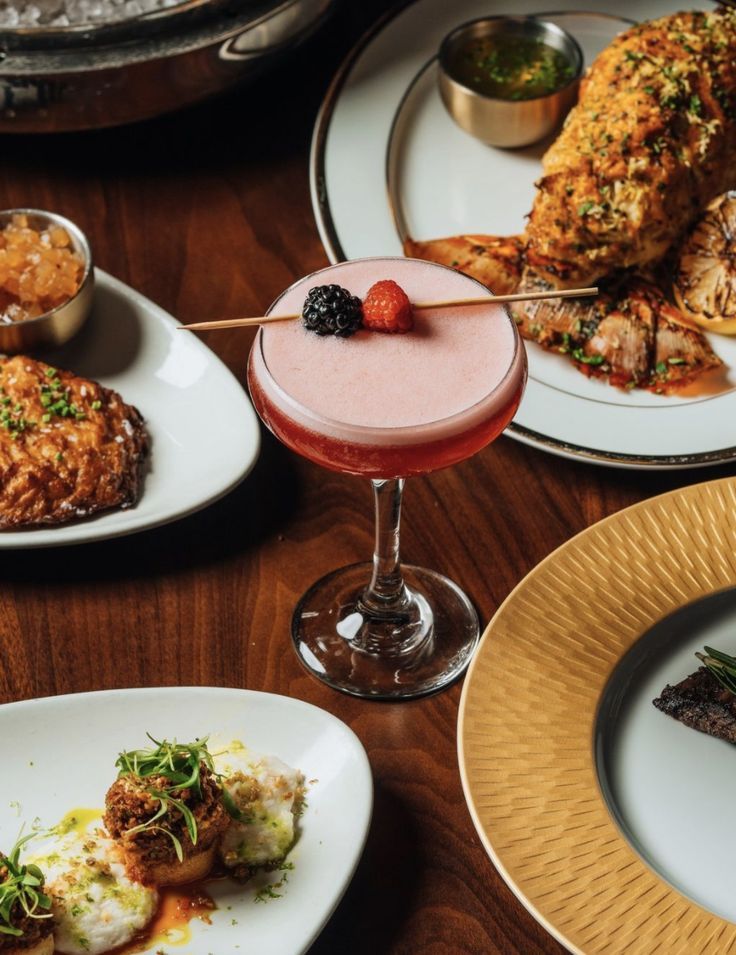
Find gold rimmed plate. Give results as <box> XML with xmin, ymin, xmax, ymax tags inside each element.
<box><xmin>458</xmin><ymin>477</ymin><xmax>736</xmax><ymax>953</ymax></box>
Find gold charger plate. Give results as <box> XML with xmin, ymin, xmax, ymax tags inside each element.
<box><xmin>458</xmin><ymin>476</ymin><xmax>736</xmax><ymax>954</ymax></box>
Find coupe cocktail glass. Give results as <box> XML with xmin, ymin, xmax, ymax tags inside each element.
<box><xmin>248</xmin><ymin>257</ymin><xmax>526</xmax><ymax>699</ymax></box>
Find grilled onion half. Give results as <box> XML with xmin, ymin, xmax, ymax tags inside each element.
<box><xmin>674</xmin><ymin>191</ymin><xmax>736</xmax><ymax>335</ymax></box>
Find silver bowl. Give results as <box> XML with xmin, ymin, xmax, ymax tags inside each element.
<box><xmin>438</xmin><ymin>15</ymin><xmax>583</xmax><ymax>149</ymax></box>
<box><xmin>0</xmin><ymin>0</ymin><xmax>335</xmax><ymax>132</ymax></box>
<box><xmin>0</xmin><ymin>208</ymin><xmax>93</xmax><ymax>354</ymax></box>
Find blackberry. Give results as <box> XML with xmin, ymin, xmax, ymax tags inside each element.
<box><xmin>301</xmin><ymin>284</ymin><xmax>363</xmax><ymax>337</ymax></box>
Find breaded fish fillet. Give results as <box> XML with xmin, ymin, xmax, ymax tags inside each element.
<box><xmin>526</xmin><ymin>9</ymin><xmax>736</xmax><ymax>287</ymax></box>
<box><xmin>0</xmin><ymin>355</ymin><xmax>147</xmax><ymax>528</ymax></box>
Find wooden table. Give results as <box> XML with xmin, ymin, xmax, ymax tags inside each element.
<box><xmin>0</xmin><ymin>3</ymin><xmax>733</xmax><ymax>953</ymax></box>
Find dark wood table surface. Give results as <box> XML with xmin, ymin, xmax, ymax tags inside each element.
<box><xmin>0</xmin><ymin>3</ymin><xmax>733</xmax><ymax>953</ymax></box>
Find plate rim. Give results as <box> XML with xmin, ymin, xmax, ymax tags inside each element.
<box><xmin>457</xmin><ymin>475</ymin><xmax>736</xmax><ymax>954</ymax></box>
<box><xmin>0</xmin><ymin>684</ymin><xmax>374</xmax><ymax>955</ymax></box>
<box><xmin>0</xmin><ymin>269</ymin><xmax>261</xmax><ymax>549</ymax></box>
<box><xmin>310</xmin><ymin>0</ymin><xmax>734</xmax><ymax>471</ymax></box>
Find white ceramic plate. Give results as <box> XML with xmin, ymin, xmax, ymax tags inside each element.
<box><xmin>0</xmin><ymin>270</ymin><xmax>260</xmax><ymax>547</ymax></box>
<box><xmin>311</xmin><ymin>0</ymin><xmax>736</xmax><ymax>469</ymax></box>
<box><xmin>0</xmin><ymin>686</ymin><xmax>373</xmax><ymax>955</ymax></box>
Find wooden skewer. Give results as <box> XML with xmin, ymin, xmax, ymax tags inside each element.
<box><xmin>178</xmin><ymin>286</ymin><xmax>599</xmax><ymax>332</ymax></box>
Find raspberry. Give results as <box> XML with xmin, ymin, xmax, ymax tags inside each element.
<box><xmin>362</xmin><ymin>280</ymin><xmax>414</xmax><ymax>333</ymax></box>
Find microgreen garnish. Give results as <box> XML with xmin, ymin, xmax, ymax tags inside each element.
<box><xmin>115</xmin><ymin>735</ymin><xmax>214</xmax><ymax>861</ymax></box>
<box><xmin>0</xmin><ymin>832</ymin><xmax>52</xmax><ymax>937</ymax></box>
<box><xmin>696</xmin><ymin>646</ymin><xmax>736</xmax><ymax>695</ymax></box>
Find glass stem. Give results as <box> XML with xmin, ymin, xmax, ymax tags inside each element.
<box><xmin>362</xmin><ymin>478</ymin><xmax>408</xmax><ymax>611</ymax></box>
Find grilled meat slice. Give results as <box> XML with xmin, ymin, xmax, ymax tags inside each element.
<box><xmin>403</xmin><ymin>234</ymin><xmax>524</xmax><ymax>296</ymax></box>
<box><xmin>526</xmin><ymin>9</ymin><xmax>736</xmax><ymax>288</ymax></box>
<box><xmin>510</xmin><ymin>266</ymin><xmax>608</xmax><ymax>349</ymax></box>
<box><xmin>0</xmin><ymin>355</ymin><xmax>147</xmax><ymax>528</ymax></box>
<box><xmin>585</xmin><ymin>292</ymin><xmax>655</xmax><ymax>385</ymax></box>
<box><xmin>511</xmin><ymin>270</ymin><xmax>657</xmax><ymax>386</ymax></box>
<box><xmin>511</xmin><ymin>270</ymin><xmax>721</xmax><ymax>389</ymax></box>
<box><xmin>649</xmin><ymin>283</ymin><xmax>723</xmax><ymax>389</ymax></box>
<box><xmin>653</xmin><ymin>666</ymin><xmax>736</xmax><ymax>743</ymax></box>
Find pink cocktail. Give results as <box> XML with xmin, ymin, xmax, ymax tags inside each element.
<box><xmin>248</xmin><ymin>257</ymin><xmax>526</xmax><ymax>699</ymax></box>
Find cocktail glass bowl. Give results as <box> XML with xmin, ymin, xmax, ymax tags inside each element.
<box><xmin>247</xmin><ymin>257</ymin><xmax>526</xmax><ymax>700</ymax></box>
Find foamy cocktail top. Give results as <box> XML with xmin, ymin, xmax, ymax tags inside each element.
<box><xmin>254</xmin><ymin>258</ymin><xmax>524</xmax><ymax>447</ymax></box>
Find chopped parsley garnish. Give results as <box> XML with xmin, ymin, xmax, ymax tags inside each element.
<box><xmin>450</xmin><ymin>35</ymin><xmax>575</xmax><ymax>100</ymax></box>
<box><xmin>688</xmin><ymin>93</ymin><xmax>703</xmax><ymax>116</ymax></box>
<box><xmin>572</xmin><ymin>348</ymin><xmax>605</xmax><ymax>366</ymax></box>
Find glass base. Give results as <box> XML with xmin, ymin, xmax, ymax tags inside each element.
<box><xmin>292</xmin><ymin>562</ymin><xmax>480</xmax><ymax>700</ymax></box>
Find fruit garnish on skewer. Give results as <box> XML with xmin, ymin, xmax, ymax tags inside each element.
<box><xmin>179</xmin><ymin>282</ymin><xmax>598</xmax><ymax>333</ymax></box>
<box><xmin>301</xmin><ymin>279</ymin><xmax>415</xmax><ymax>336</ymax></box>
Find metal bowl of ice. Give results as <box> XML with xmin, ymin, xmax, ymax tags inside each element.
<box><xmin>0</xmin><ymin>0</ymin><xmax>335</xmax><ymax>131</ymax></box>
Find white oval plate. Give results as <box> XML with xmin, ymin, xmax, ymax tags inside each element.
<box><xmin>0</xmin><ymin>270</ymin><xmax>260</xmax><ymax>547</ymax></box>
<box><xmin>311</xmin><ymin>0</ymin><xmax>736</xmax><ymax>469</ymax></box>
<box><xmin>0</xmin><ymin>686</ymin><xmax>373</xmax><ymax>955</ymax></box>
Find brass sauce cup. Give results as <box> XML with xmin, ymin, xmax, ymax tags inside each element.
<box><xmin>0</xmin><ymin>209</ymin><xmax>94</xmax><ymax>355</ymax></box>
<box><xmin>438</xmin><ymin>16</ymin><xmax>583</xmax><ymax>148</ymax></box>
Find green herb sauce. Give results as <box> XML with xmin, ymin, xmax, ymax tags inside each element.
<box><xmin>448</xmin><ymin>35</ymin><xmax>576</xmax><ymax>100</ymax></box>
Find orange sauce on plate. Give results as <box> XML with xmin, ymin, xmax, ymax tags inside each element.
<box><xmin>48</xmin><ymin>808</ymin><xmax>218</xmax><ymax>955</ymax></box>
<box><xmin>113</xmin><ymin>883</ymin><xmax>216</xmax><ymax>954</ymax></box>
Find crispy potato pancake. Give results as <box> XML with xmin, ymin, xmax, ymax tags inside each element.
<box><xmin>0</xmin><ymin>355</ymin><xmax>147</xmax><ymax>528</ymax></box>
